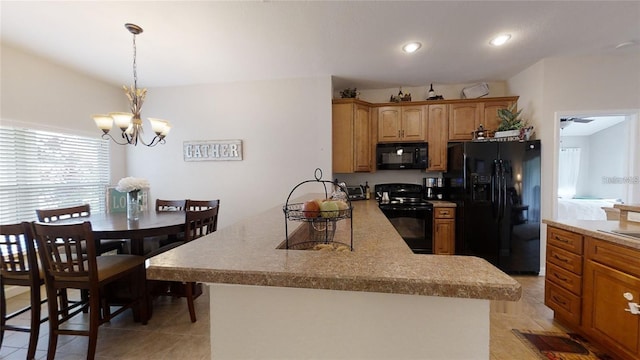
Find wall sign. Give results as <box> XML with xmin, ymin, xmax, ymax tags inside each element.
<box><xmin>183</xmin><ymin>140</ymin><xmax>243</xmax><ymax>162</ymax></box>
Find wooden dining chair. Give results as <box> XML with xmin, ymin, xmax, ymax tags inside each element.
<box><xmin>31</xmin><ymin>221</ymin><xmax>148</xmax><ymax>360</ymax></box>
<box><xmin>36</xmin><ymin>204</ymin><xmax>126</xmax><ymax>255</ymax></box>
<box><xmin>185</xmin><ymin>199</ymin><xmax>220</xmax><ymax>211</ymax></box>
<box><xmin>1</xmin><ymin>222</ymin><xmax>47</xmax><ymax>360</ymax></box>
<box><xmin>152</xmin><ymin>206</ymin><xmax>219</xmax><ymax>322</ymax></box>
<box><xmin>155</xmin><ymin>199</ymin><xmax>186</xmax><ymax>212</ymax></box>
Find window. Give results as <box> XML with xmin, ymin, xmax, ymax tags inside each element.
<box><xmin>0</xmin><ymin>126</ymin><xmax>110</xmax><ymax>224</ymax></box>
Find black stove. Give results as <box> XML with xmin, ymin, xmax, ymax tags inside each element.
<box><xmin>375</xmin><ymin>183</ymin><xmax>433</xmax><ymax>254</ymax></box>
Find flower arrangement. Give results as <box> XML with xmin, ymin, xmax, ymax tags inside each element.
<box><xmin>116</xmin><ymin>177</ymin><xmax>149</xmax><ymax>193</ymax></box>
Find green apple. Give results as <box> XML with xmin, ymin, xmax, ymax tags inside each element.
<box><xmin>320</xmin><ymin>200</ymin><xmax>339</xmax><ymax>218</ymax></box>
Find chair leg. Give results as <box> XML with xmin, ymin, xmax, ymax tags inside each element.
<box><xmin>87</xmin><ymin>288</ymin><xmax>101</xmax><ymax>360</ymax></box>
<box><xmin>27</xmin><ymin>285</ymin><xmax>42</xmax><ymax>360</ymax></box>
<box><xmin>186</xmin><ymin>282</ymin><xmax>197</xmax><ymax>323</ymax></box>
<box><xmin>0</xmin><ymin>279</ymin><xmax>6</xmax><ymax>350</ymax></box>
<box><xmin>45</xmin><ymin>287</ymin><xmax>59</xmax><ymax>360</ymax></box>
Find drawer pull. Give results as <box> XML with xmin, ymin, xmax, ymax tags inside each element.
<box><xmin>552</xmin><ymin>295</ymin><xmax>567</xmax><ymax>306</ymax></box>
<box><xmin>554</xmin><ymin>235</ymin><xmax>569</xmax><ymax>243</ymax></box>
<box><xmin>553</xmin><ymin>254</ymin><xmax>569</xmax><ymax>263</ymax></box>
<box><xmin>553</xmin><ymin>273</ymin><xmax>569</xmax><ymax>282</ymax></box>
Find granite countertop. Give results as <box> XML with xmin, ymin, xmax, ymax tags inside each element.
<box><xmin>147</xmin><ymin>197</ymin><xmax>520</xmax><ymax>301</ymax></box>
<box><xmin>543</xmin><ymin>217</ymin><xmax>640</xmax><ymax>250</ymax></box>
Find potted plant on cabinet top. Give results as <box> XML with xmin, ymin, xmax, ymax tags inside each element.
<box><xmin>495</xmin><ymin>104</ymin><xmax>524</xmax><ymax>138</ymax></box>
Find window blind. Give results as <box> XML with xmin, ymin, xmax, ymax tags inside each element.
<box><xmin>0</xmin><ymin>126</ymin><xmax>110</xmax><ymax>224</ymax></box>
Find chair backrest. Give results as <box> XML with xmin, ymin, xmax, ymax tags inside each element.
<box><xmin>184</xmin><ymin>207</ymin><xmax>219</xmax><ymax>242</ymax></box>
<box><xmin>36</xmin><ymin>204</ymin><xmax>91</xmax><ymax>223</ymax></box>
<box><xmin>156</xmin><ymin>199</ymin><xmax>186</xmax><ymax>212</ymax></box>
<box><xmin>186</xmin><ymin>199</ymin><xmax>220</xmax><ymax>211</ymax></box>
<box><xmin>31</xmin><ymin>221</ymin><xmax>98</xmax><ymax>283</ymax></box>
<box><xmin>0</xmin><ymin>222</ymin><xmax>38</xmax><ymax>282</ymax></box>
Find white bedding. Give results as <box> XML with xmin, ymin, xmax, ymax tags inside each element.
<box><xmin>557</xmin><ymin>198</ymin><xmax>620</xmax><ymax>220</ymax></box>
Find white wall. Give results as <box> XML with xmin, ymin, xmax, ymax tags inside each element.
<box><xmin>507</xmin><ymin>52</ymin><xmax>640</xmax><ymax>270</ymax></box>
<box><xmin>0</xmin><ymin>44</ymin><xmax>127</xmax><ymax>183</ymax></box>
<box><xmin>587</xmin><ymin>121</ymin><xmax>630</xmax><ymax>200</ymax></box>
<box><xmin>559</xmin><ymin>136</ymin><xmax>590</xmax><ymax>196</ymax></box>
<box><xmin>128</xmin><ymin>77</ymin><xmax>333</xmax><ymax>229</ymax></box>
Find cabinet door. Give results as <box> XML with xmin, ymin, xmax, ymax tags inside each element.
<box><xmin>583</xmin><ymin>260</ymin><xmax>640</xmax><ymax>360</ymax></box>
<box><xmin>434</xmin><ymin>218</ymin><xmax>455</xmax><ymax>255</ymax></box>
<box><xmin>353</xmin><ymin>104</ymin><xmax>371</xmax><ymax>172</ymax></box>
<box><xmin>332</xmin><ymin>103</ymin><xmax>354</xmax><ymax>173</ymax></box>
<box><xmin>426</xmin><ymin>104</ymin><xmax>448</xmax><ymax>171</ymax></box>
<box><xmin>401</xmin><ymin>106</ymin><xmax>425</xmax><ymax>141</ymax></box>
<box><xmin>482</xmin><ymin>101</ymin><xmax>514</xmax><ymax>133</ymax></box>
<box><xmin>448</xmin><ymin>103</ymin><xmax>480</xmax><ymax>140</ymax></box>
<box><xmin>378</xmin><ymin>107</ymin><xmax>401</xmax><ymax>142</ymax></box>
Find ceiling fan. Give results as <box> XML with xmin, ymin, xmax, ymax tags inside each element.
<box><xmin>560</xmin><ymin>117</ymin><xmax>594</xmax><ymax>129</ymax></box>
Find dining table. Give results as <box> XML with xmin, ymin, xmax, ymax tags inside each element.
<box><xmin>56</xmin><ymin>210</ymin><xmax>187</xmax><ymax>256</ymax></box>
<box><xmin>54</xmin><ymin>210</ymin><xmax>187</xmax><ymax>321</ymax></box>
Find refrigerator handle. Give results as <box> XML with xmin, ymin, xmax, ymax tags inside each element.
<box><xmin>491</xmin><ymin>160</ymin><xmax>499</xmax><ymax>220</ymax></box>
<box><xmin>496</xmin><ymin>160</ymin><xmax>505</xmax><ymax>222</ymax></box>
<box><xmin>499</xmin><ymin>165</ymin><xmax>507</xmax><ymax>222</ymax></box>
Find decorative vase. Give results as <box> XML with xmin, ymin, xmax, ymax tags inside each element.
<box><xmin>127</xmin><ymin>190</ymin><xmax>142</xmax><ymax>221</ymax></box>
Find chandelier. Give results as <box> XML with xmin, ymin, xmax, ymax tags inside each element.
<box><xmin>92</xmin><ymin>23</ymin><xmax>171</xmax><ymax>147</ymax></box>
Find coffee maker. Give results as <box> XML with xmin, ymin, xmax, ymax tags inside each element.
<box><xmin>423</xmin><ymin>177</ymin><xmax>444</xmax><ymax>199</ymax></box>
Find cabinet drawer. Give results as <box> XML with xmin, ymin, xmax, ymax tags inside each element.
<box><xmin>547</xmin><ymin>245</ymin><xmax>582</xmax><ymax>275</ymax></box>
<box><xmin>547</xmin><ymin>227</ymin><xmax>583</xmax><ymax>254</ymax></box>
<box><xmin>434</xmin><ymin>208</ymin><xmax>454</xmax><ymax>219</ymax></box>
<box><xmin>547</xmin><ymin>262</ymin><xmax>582</xmax><ymax>296</ymax></box>
<box><xmin>586</xmin><ymin>237</ymin><xmax>640</xmax><ymax>278</ymax></box>
<box><xmin>545</xmin><ymin>280</ymin><xmax>581</xmax><ymax>326</ymax></box>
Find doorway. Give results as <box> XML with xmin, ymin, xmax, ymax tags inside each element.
<box><xmin>553</xmin><ymin>110</ymin><xmax>640</xmax><ymax>221</ymax></box>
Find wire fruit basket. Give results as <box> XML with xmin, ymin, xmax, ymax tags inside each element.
<box><xmin>283</xmin><ymin>168</ymin><xmax>353</xmax><ymax>251</ymax></box>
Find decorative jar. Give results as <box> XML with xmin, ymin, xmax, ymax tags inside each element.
<box><xmin>127</xmin><ymin>190</ymin><xmax>142</xmax><ymax>221</ymax></box>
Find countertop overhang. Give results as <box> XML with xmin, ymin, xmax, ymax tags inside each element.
<box><xmin>147</xmin><ymin>197</ymin><xmax>521</xmax><ymax>301</ymax></box>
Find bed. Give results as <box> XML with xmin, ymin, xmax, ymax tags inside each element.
<box><xmin>557</xmin><ymin>198</ymin><xmax>621</xmax><ymax>221</ymax></box>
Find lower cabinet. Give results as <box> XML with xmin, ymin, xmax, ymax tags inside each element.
<box><xmin>433</xmin><ymin>207</ymin><xmax>455</xmax><ymax>255</ymax></box>
<box><xmin>545</xmin><ymin>228</ymin><xmax>640</xmax><ymax>360</ymax></box>
<box><xmin>582</xmin><ymin>238</ymin><xmax>640</xmax><ymax>360</ymax></box>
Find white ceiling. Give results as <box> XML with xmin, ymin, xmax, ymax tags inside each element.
<box><xmin>560</xmin><ymin>115</ymin><xmax>628</xmax><ymax>136</ymax></box>
<box><xmin>1</xmin><ymin>1</ymin><xmax>639</xmax><ymax>90</ymax></box>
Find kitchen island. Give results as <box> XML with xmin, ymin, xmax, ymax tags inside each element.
<box><xmin>147</xmin><ymin>197</ymin><xmax>521</xmax><ymax>359</ymax></box>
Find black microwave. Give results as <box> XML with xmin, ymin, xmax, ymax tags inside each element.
<box><xmin>376</xmin><ymin>142</ymin><xmax>428</xmax><ymax>170</ymax></box>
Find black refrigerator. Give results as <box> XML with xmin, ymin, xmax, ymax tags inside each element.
<box><xmin>444</xmin><ymin>140</ymin><xmax>541</xmax><ymax>274</ymax></box>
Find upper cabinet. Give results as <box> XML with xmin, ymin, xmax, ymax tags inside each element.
<box><xmin>426</xmin><ymin>104</ymin><xmax>448</xmax><ymax>171</ymax></box>
<box><xmin>448</xmin><ymin>98</ymin><xmax>518</xmax><ymax>141</ymax></box>
<box><xmin>378</xmin><ymin>105</ymin><xmax>425</xmax><ymax>142</ymax></box>
<box><xmin>332</xmin><ymin>100</ymin><xmax>372</xmax><ymax>173</ymax></box>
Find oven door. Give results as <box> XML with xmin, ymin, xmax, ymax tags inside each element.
<box><xmin>379</xmin><ymin>205</ymin><xmax>433</xmax><ymax>254</ymax></box>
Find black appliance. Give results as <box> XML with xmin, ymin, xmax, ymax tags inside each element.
<box><xmin>375</xmin><ymin>183</ymin><xmax>433</xmax><ymax>254</ymax></box>
<box><xmin>376</xmin><ymin>142</ymin><xmax>428</xmax><ymax>170</ymax></box>
<box><xmin>444</xmin><ymin>140</ymin><xmax>541</xmax><ymax>274</ymax></box>
<box><xmin>346</xmin><ymin>186</ymin><xmax>366</xmax><ymax>201</ymax></box>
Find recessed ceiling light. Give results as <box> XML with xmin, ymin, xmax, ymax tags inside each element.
<box><xmin>490</xmin><ymin>34</ymin><xmax>511</xmax><ymax>46</ymax></box>
<box><xmin>615</xmin><ymin>41</ymin><xmax>638</xmax><ymax>49</ymax></box>
<box><xmin>402</xmin><ymin>42</ymin><xmax>422</xmax><ymax>53</ymax></box>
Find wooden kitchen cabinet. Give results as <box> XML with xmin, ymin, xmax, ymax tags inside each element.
<box><xmin>583</xmin><ymin>238</ymin><xmax>640</xmax><ymax>360</ymax></box>
<box><xmin>332</xmin><ymin>100</ymin><xmax>372</xmax><ymax>173</ymax></box>
<box><xmin>377</xmin><ymin>105</ymin><xmax>425</xmax><ymax>142</ymax></box>
<box><xmin>448</xmin><ymin>103</ymin><xmax>481</xmax><ymax>141</ymax></box>
<box><xmin>448</xmin><ymin>98</ymin><xmax>517</xmax><ymax>141</ymax></box>
<box><xmin>544</xmin><ymin>226</ymin><xmax>584</xmax><ymax>326</ymax></box>
<box><xmin>433</xmin><ymin>207</ymin><xmax>455</xmax><ymax>255</ymax></box>
<box><xmin>426</xmin><ymin>104</ymin><xmax>448</xmax><ymax>171</ymax></box>
<box><xmin>482</xmin><ymin>99</ymin><xmax>514</xmax><ymax>133</ymax></box>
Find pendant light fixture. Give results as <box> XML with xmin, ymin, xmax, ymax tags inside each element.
<box><xmin>92</xmin><ymin>23</ymin><xmax>171</xmax><ymax>147</ymax></box>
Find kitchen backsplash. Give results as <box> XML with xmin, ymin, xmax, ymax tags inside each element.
<box><xmin>334</xmin><ymin>170</ymin><xmax>443</xmax><ymax>189</ymax></box>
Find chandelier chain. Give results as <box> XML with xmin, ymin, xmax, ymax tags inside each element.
<box><xmin>132</xmin><ymin>33</ymin><xmax>138</xmax><ymax>92</ymax></box>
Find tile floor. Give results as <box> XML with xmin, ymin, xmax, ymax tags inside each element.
<box><xmin>1</xmin><ymin>276</ymin><xmax>591</xmax><ymax>359</ymax></box>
